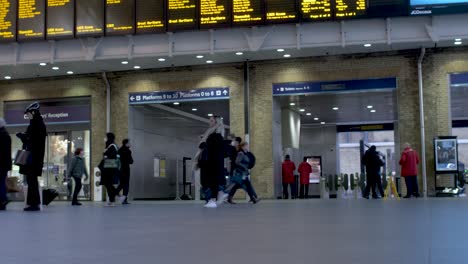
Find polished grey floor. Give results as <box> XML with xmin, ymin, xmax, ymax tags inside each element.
<box><xmin>0</xmin><ymin>199</ymin><xmax>467</xmax><ymax>264</ymax></box>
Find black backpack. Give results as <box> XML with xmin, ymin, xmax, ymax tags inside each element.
<box><xmin>246</xmin><ymin>152</ymin><xmax>256</xmax><ymax>169</ymax></box>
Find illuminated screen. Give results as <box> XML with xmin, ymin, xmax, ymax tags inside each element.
<box><xmin>47</xmin><ymin>0</ymin><xmax>74</xmax><ymax>39</ymax></box>
<box><xmin>136</xmin><ymin>0</ymin><xmax>165</xmax><ymax>34</ymax></box>
<box><xmin>300</xmin><ymin>0</ymin><xmax>332</xmax><ymax>20</ymax></box>
<box><xmin>76</xmin><ymin>0</ymin><xmax>105</xmax><ymax>37</ymax></box>
<box><xmin>167</xmin><ymin>0</ymin><xmax>197</xmax><ymax>31</ymax></box>
<box><xmin>335</xmin><ymin>0</ymin><xmax>367</xmax><ymax>18</ymax></box>
<box><xmin>0</xmin><ymin>0</ymin><xmax>17</xmax><ymax>42</ymax></box>
<box><xmin>18</xmin><ymin>0</ymin><xmax>45</xmax><ymax>41</ymax></box>
<box><xmin>266</xmin><ymin>0</ymin><xmax>298</xmax><ymax>23</ymax></box>
<box><xmin>106</xmin><ymin>0</ymin><xmax>135</xmax><ymax>35</ymax></box>
<box><xmin>200</xmin><ymin>0</ymin><xmax>231</xmax><ymax>29</ymax></box>
<box><xmin>232</xmin><ymin>0</ymin><xmax>264</xmax><ymax>25</ymax></box>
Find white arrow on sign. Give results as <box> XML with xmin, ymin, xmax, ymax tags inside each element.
<box><xmin>130</xmin><ymin>96</ymin><xmax>135</xmax><ymax>101</ymax></box>
<box><xmin>223</xmin><ymin>90</ymin><xmax>228</xmax><ymax>95</ymax></box>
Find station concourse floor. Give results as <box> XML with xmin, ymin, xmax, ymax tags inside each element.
<box><xmin>0</xmin><ymin>199</ymin><xmax>467</xmax><ymax>264</ymax></box>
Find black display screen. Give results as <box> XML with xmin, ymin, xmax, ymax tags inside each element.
<box><xmin>200</xmin><ymin>0</ymin><xmax>231</xmax><ymax>29</ymax></box>
<box><xmin>300</xmin><ymin>0</ymin><xmax>332</xmax><ymax>20</ymax></box>
<box><xmin>368</xmin><ymin>0</ymin><xmax>407</xmax><ymax>17</ymax></box>
<box><xmin>76</xmin><ymin>0</ymin><xmax>104</xmax><ymax>37</ymax></box>
<box><xmin>265</xmin><ymin>0</ymin><xmax>298</xmax><ymax>23</ymax></box>
<box><xmin>136</xmin><ymin>0</ymin><xmax>165</xmax><ymax>34</ymax></box>
<box><xmin>17</xmin><ymin>0</ymin><xmax>45</xmax><ymax>41</ymax></box>
<box><xmin>106</xmin><ymin>0</ymin><xmax>135</xmax><ymax>35</ymax></box>
<box><xmin>0</xmin><ymin>0</ymin><xmax>17</xmax><ymax>42</ymax></box>
<box><xmin>47</xmin><ymin>0</ymin><xmax>75</xmax><ymax>39</ymax></box>
<box><xmin>167</xmin><ymin>0</ymin><xmax>197</xmax><ymax>31</ymax></box>
<box><xmin>335</xmin><ymin>0</ymin><xmax>367</xmax><ymax>18</ymax></box>
<box><xmin>232</xmin><ymin>0</ymin><xmax>264</xmax><ymax>25</ymax></box>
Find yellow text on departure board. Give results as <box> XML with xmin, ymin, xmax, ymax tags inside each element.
<box><xmin>168</xmin><ymin>0</ymin><xmax>195</xmax><ymax>10</ymax></box>
<box><xmin>18</xmin><ymin>0</ymin><xmax>41</xmax><ymax>19</ymax></box>
<box><xmin>200</xmin><ymin>0</ymin><xmax>226</xmax><ymax>24</ymax></box>
<box><xmin>77</xmin><ymin>25</ymin><xmax>102</xmax><ymax>33</ymax></box>
<box><xmin>47</xmin><ymin>27</ymin><xmax>72</xmax><ymax>35</ymax></box>
<box><xmin>335</xmin><ymin>0</ymin><xmax>366</xmax><ymax>17</ymax></box>
<box><xmin>48</xmin><ymin>0</ymin><xmax>70</xmax><ymax>7</ymax></box>
<box><xmin>301</xmin><ymin>0</ymin><xmax>331</xmax><ymax>19</ymax></box>
<box><xmin>233</xmin><ymin>0</ymin><xmax>262</xmax><ymax>22</ymax></box>
<box><xmin>267</xmin><ymin>12</ymin><xmax>296</xmax><ymax>20</ymax></box>
<box><xmin>137</xmin><ymin>20</ymin><xmax>164</xmax><ymax>29</ymax></box>
<box><xmin>0</xmin><ymin>0</ymin><xmax>13</xmax><ymax>32</ymax></box>
<box><xmin>107</xmin><ymin>0</ymin><xmax>121</xmax><ymax>4</ymax></box>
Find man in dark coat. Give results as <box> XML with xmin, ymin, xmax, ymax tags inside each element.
<box><xmin>17</xmin><ymin>102</ymin><xmax>47</xmax><ymax>211</ymax></box>
<box><xmin>362</xmin><ymin>145</ymin><xmax>385</xmax><ymax>199</ymax></box>
<box><xmin>0</xmin><ymin>118</ymin><xmax>12</xmax><ymax>210</ymax></box>
<box><xmin>116</xmin><ymin>139</ymin><xmax>134</xmax><ymax>205</ymax></box>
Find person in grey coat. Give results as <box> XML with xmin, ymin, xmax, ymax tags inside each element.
<box><xmin>68</xmin><ymin>148</ymin><xmax>88</xmax><ymax>206</ymax></box>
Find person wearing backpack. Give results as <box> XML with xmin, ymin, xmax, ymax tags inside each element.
<box><xmin>68</xmin><ymin>148</ymin><xmax>88</xmax><ymax>206</ymax></box>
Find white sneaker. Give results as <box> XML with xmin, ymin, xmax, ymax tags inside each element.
<box><xmin>118</xmin><ymin>196</ymin><xmax>126</xmax><ymax>204</ymax></box>
<box><xmin>216</xmin><ymin>192</ymin><xmax>229</xmax><ymax>205</ymax></box>
<box><xmin>204</xmin><ymin>200</ymin><xmax>217</xmax><ymax>208</ymax></box>
<box><xmin>105</xmin><ymin>202</ymin><xmax>115</xmax><ymax>207</ymax></box>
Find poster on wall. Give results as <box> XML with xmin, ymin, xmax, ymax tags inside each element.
<box><xmin>154</xmin><ymin>157</ymin><xmax>160</xmax><ymax>178</ymax></box>
<box><xmin>308</xmin><ymin>156</ymin><xmax>322</xmax><ymax>184</ymax></box>
<box><xmin>434</xmin><ymin>137</ymin><xmax>458</xmax><ymax>172</ymax></box>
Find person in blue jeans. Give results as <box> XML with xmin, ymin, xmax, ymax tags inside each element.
<box><xmin>0</xmin><ymin>118</ymin><xmax>12</xmax><ymax>210</ymax></box>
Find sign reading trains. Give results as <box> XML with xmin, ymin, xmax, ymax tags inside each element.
<box><xmin>46</xmin><ymin>0</ymin><xmax>74</xmax><ymax>39</ymax></box>
<box><xmin>76</xmin><ymin>0</ymin><xmax>104</xmax><ymax>37</ymax></box>
<box><xmin>167</xmin><ymin>0</ymin><xmax>197</xmax><ymax>31</ymax></box>
<box><xmin>233</xmin><ymin>0</ymin><xmax>264</xmax><ymax>25</ymax></box>
<box><xmin>136</xmin><ymin>0</ymin><xmax>165</xmax><ymax>34</ymax></box>
<box><xmin>0</xmin><ymin>0</ymin><xmax>16</xmax><ymax>41</ymax></box>
<box><xmin>18</xmin><ymin>0</ymin><xmax>45</xmax><ymax>41</ymax></box>
<box><xmin>266</xmin><ymin>0</ymin><xmax>298</xmax><ymax>22</ymax></box>
<box><xmin>300</xmin><ymin>0</ymin><xmax>332</xmax><ymax>20</ymax></box>
<box><xmin>106</xmin><ymin>0</ymin><xmax>135</xmax><ymax>35</ymax></box>
<box><xmin>200</xmin><ymin>0</ymin><xmax>231</xmax><ymax>29</ymax></box>
<box><xmin>335</xmin><ymin>0</ymin><xmax>367</xmax><ymax>18</ymax></box>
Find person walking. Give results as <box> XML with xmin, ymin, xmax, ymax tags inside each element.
<box><xmin>298</xmin><ymin>157</ymin><xmax>312</xmax><ymax>199</ymax></box>
<box><xmin>282</xmin><ymin>155</ymin><xmax>296</xmax><ymax>199</ymax></box>
<box><xmin>68</xmin><ymin>148</ymin><xmax>88</xmax><ymax>206</ymax></box>
<box><xmin>116</xmin><ymin>139</ymin><xmax>133</xmax><ymax>205</ymax></box>
<box><xmin>399</xmin><ymin>143</ymin><xmax>420</xmax><ymax>198</ymax></box>
<box><xmin>16</xmin><ymin>102</ymin><xmax>47</xmax><ymax>211</ymax></box>
<box><xmin>362</xmin><ymin>146</ymin><xmax>385</xmax><ymax>199</ymax></box>
<box><xmin>100</xmin><ymin>133</ymin><xmax>119</xmax><ymax>207</ymax></box>
<box><xmin>0</xmin><ymin>118</ymin><xmax>12</xmax><ymax>211</ymax></box>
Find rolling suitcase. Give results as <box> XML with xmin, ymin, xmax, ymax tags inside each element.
<box><xmin>42</xmin><ymin>189</ymin><xmax>59</xmax><ymax>206</ymax></box>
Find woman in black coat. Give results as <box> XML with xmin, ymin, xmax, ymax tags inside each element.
<box><xmin>100</xmin><ymin>132</ymin><xmax>119</xmax><ymax>206</ymax></box>
<box><xmin>116</xmin><ymin>139</ymin><xmax>133</xmax><ymax>205</ymax></box>
<box><xmin>17</xmin><ymin>102</ymin><xmax>47</xmax><ymax>211</ymax></box>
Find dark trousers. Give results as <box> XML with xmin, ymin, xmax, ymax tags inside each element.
<box><xmin>404</xmin><ymin>176</ymin><xmax>419</xmax><ymax>197</ymax></box>
<box><xmin>116</xmin><ymin>173</ymin><xmax>130</xmax><ymax>196</ymax></box>
<box><xmin>364</xmin><ymin>174</ymin><xmax>384</xmax><ymax>198</ymax></box>
<box><xmin>0</xmin><ymin>169</ymin><xmax>7</xmax><ymax>202</ymax></box>
<box><xmin>26</xmin><ymin>174</ymin><xmax>40</xmax><ymax>207</ymax></box>
<box><xmin>300</xmin><ymin>184</ymin><xmax>309</xmax><ymax>199</ymax></box>
<box><xmin>227</xmin><ymin>178</ymin><xmax>258</xmax><ymax>200</ymax></box>
<box><xmin>283</xmin><ymin>183</ymin><xmax>296</xmax><ymax>199</ymax></box>
<box><xmin>104</xmin><ymin>182</ymin><xmax>116</xmax><ymax>203</ymax></box>
<box><xmin>72</xmin><ymin>177</ymin><xmax>82</xmax><ymax>203</ymax></box>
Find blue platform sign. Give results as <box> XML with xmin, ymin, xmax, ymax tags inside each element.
<box><xmin>273</xmin><ymin>78</ymin><xmax>397</xmax><ymax>96</ymax></box>
<box><xmin>129</xmin><ymin>87</ymin><xmax>230</xmax><ymax>104</ymax></box>
<box><xmin>450</xmin><ymin>73</ymin><xmax>468</xmax><ymax>86</ymax></box>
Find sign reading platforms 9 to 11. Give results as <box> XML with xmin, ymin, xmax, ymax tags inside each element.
<box><xmin>129</xmin><ymin>88</ymin><xmax>230</xmax><ymax>104</ymax></box>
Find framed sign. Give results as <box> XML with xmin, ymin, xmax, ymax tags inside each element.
<box><xmin>434</xmin><ymin>137</ymin><xmax>458</xmax><ymax>173</ymax></box>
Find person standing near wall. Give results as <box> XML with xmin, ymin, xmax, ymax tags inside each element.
<box><xmin>100</xmin><ymin>133</ymin><xmax>119</xmax><ymax>207</ymax></box>
<box><xmin>0</xmin><ymin>118</ymin><xmax>12</xmax><ymax>211</ymax></box>
<box><xmin>362</xmin><ymin>145</ymin><xmax>385</xmax><ymax>199</ymax></box>
<box><xmin>116</xmin><ymin>139</ymin><xmax>134</xmax><ymax>205</ymax></box>
<box><xmin>68</xmin><ymin>148</ymin><xmax>88</xmax><ymax>206</ymax></box>
<box><xmin>298</xmin><ymin>157</ymin><xmax>312</xmax><ymax>199</ymax></box>
<box><xmin>399</xmin><ymin>143</ymin><xmax>420</xmax><ymax>198</ymax></box>
<box><xmin>282</xmin><ymin>155</ymin><xmax>296</xmax><ymax>199</ymax></box>
<box><xmin>17</xmin><ymin>102</ymin><xmax>47</xmax><ymax>212</ymax></box>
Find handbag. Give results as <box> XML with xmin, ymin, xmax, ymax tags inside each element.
<box><xmin>14</xmin><ymin>149</ymin><xmax>31</xmax><ymax>166</ymax></box>
<box><xmin>103</xmin><ymin>158</ymin><xmax>120</xmax><ymax>169</ymax></box>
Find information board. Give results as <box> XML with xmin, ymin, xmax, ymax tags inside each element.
<box><xmin>106</xmin><ymin>0</ymin><xmax>135</xmax><ymax>35</ymax></box>
<box><xmin>265</xmin><ymin>0</ymin><xmax>298</xmax><ymax>23</ymax></box>
<box><xmin>233</xmin><ymin>0</ymin><xmax>264</xmax><ymax>25</ymax></box>
<box><xmin>136</xmin><ymin>0</ymin><xmax>165</xmax><ymax>34</ymax></box>
<box><xmin>300</xmin><ymin>0</ymin><xmax>332</xmax><ymax>20</ymax></box>
<box><xmin>200</xmin><ymin>0</ymin><xmax>231</xmax><ymax>29</ymax></box>
<box><xmin>76</xmin><ymin>0</ymin><xmax>104</xmax><ymax>37</ymax></box>
<box><xmin>167</xmin><ymin>0</ymin><xmax>197</xmax><ymax>31</ymax></box>
<box><xmin>17</xmin><ymin>0</ymin><xmax>45</xmax><ymax>41</ymax></box>
<box><xmin>0</xmin><ymin>0</ymin><xmax>16</xmax><ymax>42</ymax></box>
<box><xmin>47</xmin><ymin>0</ymin><xmax>74</xmax><ymax>39</ymax></box>
<box><xmin>335</xmin><ymin>0</ymin><xmax>367</xmax><ymax>18</ymax></box>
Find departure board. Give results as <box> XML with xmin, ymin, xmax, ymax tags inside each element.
<box><xmin>300</xmin><ymin>0</ymin><xmax>332</xmax><ymax>20</ymax></box>
<box><xmin>265</xmin><ymin>0</ymin><xmax>298</xmax><ymax>23</ymax></box>
<box><xmin>233</xmin><ymin>0</ymin><xmax>264</xmax><ymax>25</ymax></box>
<box><xmin>0</xmin><ymin>0</ymin><xmax>16</xmax><ymax>42</ymax></box>
<box><xmin>136</xmin><ymin>0</ymin><xmax>165</xmax><ymax>34</ymax></box>
<box><xmin>106</xmin><ymin>0</ymin><xmax>135</xmax><ymax>35</ymax></box>
<box><xmin>47</xmin><ymin>0</ymin><xmax>74</xmax><ymax>39</ymax></box>
<box><xmin>167</xmin><ymin>0</ymin><xmax>197</xmax><ymax>31</ymax></box>
<box><xmin>335</xmin><ymin>0</ymin><xmax>367</xmax><ymax>18</ymax></box>
<box><xmin>200</xmin><ymin>0</ymin><xmax>231</xmax><ymax>29</ymax></box>
<box><xmin>76</xmin><ymin>0</ymin><xmax>104</xmax><ymax>37</ymax></box>
<box><xmin>17</xmin><ymin>0</ymin><xmax>45</xmax><ymax>41</ymax></box>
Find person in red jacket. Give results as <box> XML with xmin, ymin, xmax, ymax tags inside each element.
<box><xmin>298</xmin><ymin>157</ymin><xmax>312</xmax><ymax>199</ymax></box>
<box><xmin>282</xmin><ymin>155</ymin><xmax>296</xmax><ymax>199</ymax></box>
<box><xmin>399</xmin><ymin>143</ymin><xmax>420</xmax><ymax>198</ymax></box>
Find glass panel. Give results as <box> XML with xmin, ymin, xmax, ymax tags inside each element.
<box><xmin>70</xmin><ymin>130</ymin><xmax>91</xmax><ymax>200</ymax></box>
<box><xmin>46</xmin><ymin>133</ymin><xmax>69</xmax><ymax>200</ymax></box>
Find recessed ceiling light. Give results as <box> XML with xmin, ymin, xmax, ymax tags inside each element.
<box><xmin>121</xmin><ymin>61</ymin><xmax>129</xmax><ymax>65</ymax></box>
<box><xmin>332</xmin><ymin>107</ymin><xmax>339</xmax><ymax>110</ymax></box>
<box><xmin>314</xmin><ymin>117</ymin><xmax>319</xmax><ymax>120</ymax></box>
<box><xmin>158</xmin><ymin>58</ymin><xmax>166</xmax><ymax>62</ymax></box>
<box><xmin>306</xmin><ymin>113</ymin><xmax>312</xmax><ymax>116</ymax></box>
<box><xmin>52</xmin><ymin>66</ymin><xmax>59</xmax><ymax>70</ymax></box>
<box><xmin>134</xmin><ymin>66</ymin><xmax>141</xmax><ymax>69</ymax></box>
<box><xmin>321</xmin><ymin>122</ymin><xmax>326</xmax><ymax>125</ymax></box>
<box><xmin>289</xmin><ymin>103</ymin><xmax>295</xmax><ymax>106</ymax></box>
<box><xmin>4</xmin><ymin>76</ymin><xmax>11</xmax><ymax>80</ymax></box>
<box><xmin>364</xmin><ymin>44</ymin><xmax>372</xmax><ymax>47</ymax></box>
<box><xmin>66</xmin><ymin>71</ymin><xmax>74</xmax><ymax>75</ymax></box>
<box><xmin>39</xmin><ymin>62</ymin><xmax>47</xmax><ymax>66</ymax></box>
<box><xmin>370</xmin><ymin>109</ymin><xmax>376</xmax><ymax>113</ymax></box>
<box><xmin>207</xmin><ymin>113</ymin><xmax>213</xmax><ymax>117</ymax></box>
<box><xmin>455</xmin><ymin>41</ymin><xmax>463</xmax><ymax>45</ymax></box>
<box><xmin>367</xmin><ymin>105</ymin><xmax>373</xmax><ymax>109</ymax></box>
<box><xmin>192</xmin><ymin>108</ymin><xmax>198</xmax><ymax>111</ymax></box>
<box><xmin>277</xmin><ymin>48</ymin><xmax>285</xmax><ymax>52</ymax></box>
<box><xmin>299</xmin><ymin>109</ymin><xmax>305</xmax><ymax>112</ymax></box>
<box><xmin>196</xmin><ymin>55</ymin><xmax>204</xmax><ymax>59</ymax></box>
<box><xmin>173</xmin><ymin>102</ymin><xmax>180</xmax><ymax>105</ymax></box>
<box><xmin>283</xmin><ymin>54</ymin><xmax>291</xmax><ymax>58</ymax></box>
<box><xmin>455</xmin><ymin>38</ymin><xmax>462</xmax><ymax>42</ymax></box>
<box><xmin>235</xmin><ymin>52</ymin><xmax>243</xmax><ymax>55</ymax></box>
<box><xmin>206</xmin><ymin>60</ymin><xmax>213</xmax><ymax>64</ymax></box>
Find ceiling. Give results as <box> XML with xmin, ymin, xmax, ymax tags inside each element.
<box><xmin>276</xmin><ymin>90</ymin><xmax>397</xmax><ymax>126</ymax></box>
